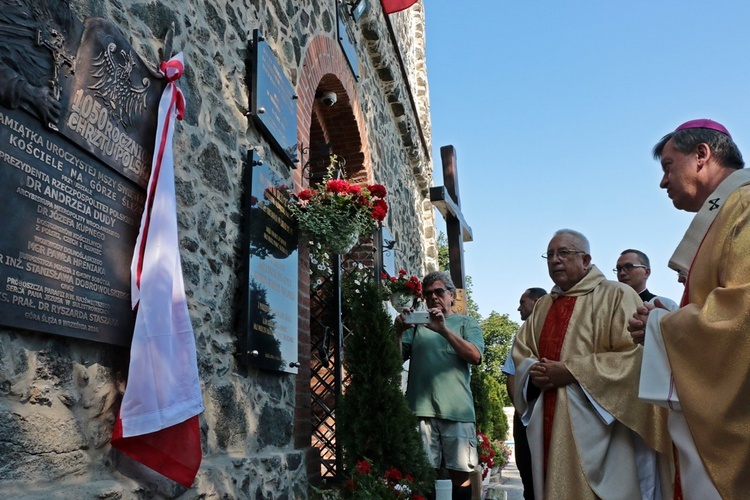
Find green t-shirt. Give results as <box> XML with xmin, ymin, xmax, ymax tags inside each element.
<box><xmin>401</xmin><ymin>313</ymin><xmax>484</xmax><ymax>422</ymax></box>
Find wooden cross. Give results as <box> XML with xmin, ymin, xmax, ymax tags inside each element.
<box><xmin>430</xmin><ymin>145</ymin><xmax>473</xmax><ymax>312</ymax></box>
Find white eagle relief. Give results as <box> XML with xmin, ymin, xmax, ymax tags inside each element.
<box><xmin>88</xmin><ymin>42</ymin><xmax>149</xmax><ymax>128</ymax></box>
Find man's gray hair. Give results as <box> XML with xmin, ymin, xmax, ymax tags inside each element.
<box><xmin>653</xmin><ymin>128</ymin><xmax>744</xmax><ymax>169</ymax></box>
<box><xmin>423</xmin><ymin>270</ymin><xmax>456</xmax><ymax>291</ymax></box>
<box><xmin>620</xmin><ymin>248</ymin><xmax>650</xmax><ymax>268</ymax></box>
<box><xmin>554</xmin><ymin>229</ymin><xmax>590</xmax><ymax>254</ymax></box>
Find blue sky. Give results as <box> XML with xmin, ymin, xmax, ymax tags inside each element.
<box><xmin>423</xmin><ymin>1</ymin><xmax>750</xmax><ymax>320</ymax></box>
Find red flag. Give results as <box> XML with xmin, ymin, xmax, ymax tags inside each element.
<box><xmin>110</xmin><ymin>53</ymin><xmax>204</xmax><ymax>488</ymax></box>
<box><xmin>381</xmin><ymin>0</ymin><xmax>419</xmax><ymax>15</ymax></box>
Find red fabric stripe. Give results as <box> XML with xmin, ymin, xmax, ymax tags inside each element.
<box><xmin>537</xmin><ymin>295</ymin><xmax>577</xmax><ymax>476</ymax></box>
<box><xmin>111</xmin><ymin>413</ymin><xmax>202</xmax><ymax>488</ymax></box>
<box><xmin>380</xmin><ymin>0</ymin><xmax>418</xmax><ymax>14</ymax></box>
<box><xmin>135</xmin><ymin>89</ymin><xmax>177</xmax><ymax>290</ymax></box>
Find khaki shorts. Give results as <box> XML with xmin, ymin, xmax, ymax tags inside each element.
<box><xmin>418</xmin><ymin>417</ymin><xmax>478</xmax><ymax>472</ymax></box>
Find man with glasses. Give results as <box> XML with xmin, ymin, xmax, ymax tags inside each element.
<box><xmin>394</xmin><ymin>270</ymin><xmax>484</xmax><ymax>500</ymax></box>
<box><xmin>615</xmin><ymin>249</ymin><xmax>677</xmax><ymax>310</ymax></box>
<box><xmin>512</xmin><ymin>229</ymin><xmax>671</xmax><ymax>499</ymax></box>
<box><xmin>629</xmin><ymin>119</ymin><xmax>750</xmax><ymax>498</ymax></box>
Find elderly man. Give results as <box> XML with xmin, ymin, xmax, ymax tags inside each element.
<box><xmin>629</xmin><ymin>119</ymin><xmax>750</xmax><ymax>498</ymax></box>
<box><xmin>503</xmin><ymin>287</ymin><xmax>546</xmax><ymax>500</ymax></box>
<box><xmin>615</xmin><ymin>249</ymin><xmax>678</xmax><ymax>310</ymax></box>
<box><xmin>513</xmin><ymin>229</ymin><xmax>671</xmax><ymax>499</ymax></box>
<box><xmin>394</xmin><ymin>270</ymin><xmax>484</xmax><ymax>500</ymax></box>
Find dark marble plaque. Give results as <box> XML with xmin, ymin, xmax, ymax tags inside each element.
<box><xmin>238</xmin><ymin>151</ymin><xmax>299</xmax><ymax>373</ymax></box>
<box><xmin>0</xmin><ymin>4</ymin><xmax>164</xmax><ymax>345</ymax></box>
<box><xmin>0</xmin><ymin>107</ymin><xmax>141</xmax><ymax>345</ymax></box>
<box><xmin>337</xmin><ymin>3</ymin><xmax>360</xmax><ymax>80</ymax></box>
<box><xmin>57</xmin><ymin>18</ymin><xmax>165</xmax><ymax>189</ymax></box>
<box><xmin>249</xmin><ymin>30</ymin><xmax>299</xmax><ymax>169</ymax></box>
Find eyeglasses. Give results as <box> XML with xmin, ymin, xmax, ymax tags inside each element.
<box><xmin>541</xmin><ymin>249</ymin><xmax>585</xmax><ymax>261</ymax></box>
<box><xmin>423</xmin><ymin>287</ymin><xmax>448</xmax><ymax>298</ymax></box>
<box><xmin>613</xmin><ymin>263</ymin><xmax>648</xmax><ymax>273</ymax></box>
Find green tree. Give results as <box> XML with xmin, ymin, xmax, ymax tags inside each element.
<box><xmin>479</xmin><ymin>311</ymin><xmax>518</xmax><ymax>409</ymax></box>
<box><xmin>337</xmin><ymin>279</ymin><xmax>434</xmax><ymax>494</ymax></box>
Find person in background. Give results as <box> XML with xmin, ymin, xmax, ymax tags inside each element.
<box><xmin>615</xmin><ymin>249</ymin><xmax>678</xmax><ymax>310</ymax></box>
<box><xmin>394</xmin><ymin>270</ymin><xmax>484</xmax><ymax>500</ymax></box>
<box><xmin>629</xmin><ymin>119</ymin><xmax>750</xmax><ymax>498</ymax></box>
<box><xmin>502</xmin><ymin>287</ymin><xmax>546</xmax><ymax>500</ymax></box>
<box><xmin>513</xmin><ymin>229</ymin><xmax>671</xmax><ymax>499</ymax></box>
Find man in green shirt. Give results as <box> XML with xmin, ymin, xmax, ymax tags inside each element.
<box><xmin>394</xmin><ymin>270</ymin><xmax>484</xmax><ymax>500</ymax></box>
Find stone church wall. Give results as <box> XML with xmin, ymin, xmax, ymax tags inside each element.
<box><xmin>0</xmin><ymin>0</ymin><xmax>435</xmax><ymax>498</ymax></box>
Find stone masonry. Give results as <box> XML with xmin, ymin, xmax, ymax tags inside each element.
<box><xmin>0</xmin><ymin>0</ymin><xmax>435</xmax><ymax>498</ymax></box>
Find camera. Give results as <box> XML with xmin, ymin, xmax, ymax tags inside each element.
<box><xmin>320</xmin><ymin>91</ymin><xmax>337</xmax><ymax>107</ymax></box>
<box><xmin>403</xmin><ymin>311</ymin><xmax>430</xmax><ymax>324</ymax></box>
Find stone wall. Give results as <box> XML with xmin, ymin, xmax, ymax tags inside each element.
<box><xmin>0</xmin><ymin>0</ymin><xmax>435</xmax><ymax>498</ymax></box>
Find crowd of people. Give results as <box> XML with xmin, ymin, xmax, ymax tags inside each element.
<box><xmin>394</xmin><ymin>119</ymin><xmax>750</xmax><ymax>499</ymax></box>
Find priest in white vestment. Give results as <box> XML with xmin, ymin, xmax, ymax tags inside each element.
<box><xmin>514</xmin><ymin>229</ymin><xmax>672</xmax><ymax>500</ymax></box>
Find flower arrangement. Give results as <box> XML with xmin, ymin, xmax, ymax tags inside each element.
<box><xmin>381</xmin><ymin>269</ymin><xmax>422</xmax><ymax>309</ymax></box>
<box><xmin>344</xmin><ymin>459</ymin><xmax>428</xmax><ymax>499</ymax></box>
<box><xmin>288</xmin><ymin>155</ymin><xmax>387</xmax><ymax>253</ymax></box>
<box><xmin>476</xmin><ymin>431</ymin><xmax>497</xmax><ymax>480</ymax></box>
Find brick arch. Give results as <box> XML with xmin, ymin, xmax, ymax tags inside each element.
<box><xmin>295</xmin><ymin>35</ymin><xmax>371</xmax><ymax>187</ymax></box>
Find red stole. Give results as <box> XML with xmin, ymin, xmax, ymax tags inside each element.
<box><xmin>537</xmin><ymin>295</ymin><xmax>577</xmax><ymax>475</ymax></box>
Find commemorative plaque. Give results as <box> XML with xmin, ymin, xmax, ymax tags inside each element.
<box><xmin>0</xmin><ymin>4</ymin><xmax>166</xmax><ymax>345</ymax></box>
<box><xmin>337</xmin><ymin>1</ymin><xmax>361</xmax><ymax>80</ymax></box>
<box><xmin>237</xmin><ymin>151</ymin><xmax>299</xmax><ymax>373</ymax></box>
<box><xmin>248</xmin><ymin>30</ymin><xmax>299</xmax><ymax>169</ymax></box>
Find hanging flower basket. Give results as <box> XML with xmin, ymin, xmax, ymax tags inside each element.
<box><xmin>327</xmin><ymin>229</ymin><xmax>361</xmax><ymax>255</ymax></box>
<box><xmin>287</xmin><ymin>155</ymin><xmax>387</xmax><ymax>254</ymax></box>
<box><xmin>389</xmin><ymin>291</ymin><xmax>415</xmax><ymax>310</ymax></box>
<box><xmin>382</xmin><ymin>269</ymin><xmax>422</xmax><ymax>309</ymax></box>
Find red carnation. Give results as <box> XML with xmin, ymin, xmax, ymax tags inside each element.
<box><xmin>372</xmin><ymin>206</ymin><xmax>387</xmax><ymax>221</ymax></box>
<box><xmin>326</xmin><ymin>179</ymin><xmax>350</xmax><ymax>194</ymax></box>
<box><xmin>355</xmin><ymin>459</ymin><xmax>371</xmax><ymax>474</ymax></box>
<box><xmin>371</xmin><ymin>198</ymin><xmax>388</xmax><ymax>221</ymax></box>
<box><xmin>381</xmin><ymin>271</ymin><xmax>389</xmax><ymax>280</ymax></box>
<box><xmin>368</xmin><ymin>183</ymin><xmax>387</xmax><ymax>198</ymax></box>
<box><xmin>399</xmin><ymin>269</ymin><xmax>407</xmax><ymax>277</ymax></box>
<box><xmin>414</xmin><ymin>495</ymin><xmax>427</xmax><ymax>500</ymax></box>
<box><xmin>347</xmin><ymin>184</ymin><xmax>362</xmax><ymax>195</ymax></box>
<box><xmin>384</xmin><ymin>467</ymin><xmax>403</xmax><ymax>482</ymax></box>
<box><xmin>298</xmin><ymin>189</ymin><xmax>313</xmax><ymax>201</ymax></box>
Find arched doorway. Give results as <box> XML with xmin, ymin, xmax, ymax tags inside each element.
<box><xmin>294</xmin><ymin>35</ymin><xmax>382</xmax><ymax>483</ymax></box>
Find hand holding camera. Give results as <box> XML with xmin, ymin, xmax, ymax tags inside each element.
<box><xmin>403</xmin><ymin>310</ymin><xmax>431</xmax><ymax>324</ymax></box>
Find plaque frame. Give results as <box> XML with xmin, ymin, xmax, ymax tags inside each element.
<box><xmin>248</xmin><ymin>30</ymin><xmax>299</xmax><ymax>169</ymax></box>
<box><xmin>236</xmin><ymin>150</ymin><xmax>300</xmax><ymax>374</ymax></box>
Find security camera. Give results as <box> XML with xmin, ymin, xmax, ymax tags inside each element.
<box><xmin>320</xmin><ymin>91</ymin><xmax>337</xmax><ymax>107</ymax></box>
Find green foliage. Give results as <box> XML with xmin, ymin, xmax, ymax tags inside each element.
<box><xmin>288</xmin><ymin>156</ymin><xmax>387</xmax><ymax>252</ymax></box>
<box><xmin>337</xmin><ymin>279</ymin><xmax>434</xmax><ymax>495</ymax></box>
<box><xmin>471</xmin><ymin>369</ymin><xmax>509</xmax><ymax>445</ymax></box>
<box><xmin>478</xmin><ymin>311</ymin><xmax>518</xmax><ymax>408</ymax></box>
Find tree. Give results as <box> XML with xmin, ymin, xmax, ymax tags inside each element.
<box><xmin>337</xmin><ymin>278</ymin><xmax>434</xmax><ymax>494</ymax></box>
<box><xmin>479</xmin><ymin>311</ymin><xmax>518</xmax><ymax>409</ymax></box>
